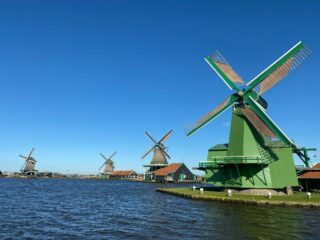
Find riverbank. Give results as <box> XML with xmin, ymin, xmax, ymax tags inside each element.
<box><xmin>157</xmin><ymin>187</ymin><xmax>320</xmax><ymax>208</ymax></box>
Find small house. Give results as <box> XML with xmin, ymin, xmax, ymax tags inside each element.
<box><xmin>153</xmin><ymin>163</ymin><xmax>195</xmax><ymax>183</ymax></box>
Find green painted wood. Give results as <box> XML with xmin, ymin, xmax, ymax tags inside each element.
<box><xmin>203</xmin><ymin>109</ymin><xmax>298</xmax><ymax>189</ymax></box>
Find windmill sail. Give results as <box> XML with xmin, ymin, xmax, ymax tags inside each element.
<box><xmin>187</xmin><ymin>95</ymin><xmax>237</xmax><ymax>136</ymax></box>
<box><xmin>258</xmin><ymin>57</ymin><xmax>294</xmax><ymax>94</ymax></box>
<box><xmin>205</xmin><ymin>51</ymin><xmax>244</xmax><ymax>90</ymax></box>
<box><xmin>158</xmin><ymin>130</ymin><xmax>173</xmax><ymax>144</ymax></box>
<box><xmin>246</xmin><ymin>96</ymin><xmax>294</xmax><ymax>148</ymax></box>
<box><xmin>240</xmin><ymin>107</ymin><xmax>285</xmax><ymax>148</ymax></box>
<box><xmin>240</xmin><ymin>107</ymin><xmax>276</xmax><ymax>137</ymax></box>
<box><xmin>246</xmin><ymin>42</ymin><xmax>311</xmax><ymax>94</ymax></box>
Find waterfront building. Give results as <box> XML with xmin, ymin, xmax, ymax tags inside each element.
<box><xmin>298</xmin><ymin>163</ymin><xmax>320</xmax><ymax>191</ymax></box>
<box><xmin>153</xmin><ymin>163</ymin><xmax>195</xmax><ymax>183</ymax></box>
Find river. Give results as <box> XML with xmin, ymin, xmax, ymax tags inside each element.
<box><xmin>0</xmin><ymin>179</ymin><xmax>319</xmax><ymax>239</ymax></box>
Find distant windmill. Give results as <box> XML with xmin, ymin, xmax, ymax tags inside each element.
<box><xmin>142</xmin><ymin>130</ymin><xmax>172</xmax><ymax>165</ymax></box>
<box><xmin>142</xmin><ymin>130</ymin><xmax>172</xmax><ymax>181</ymax></box>
<box><xmin>99</xmin><ymin>151</ymin><xmax>116</xmax><ymax>178</ymax></box>
<box><xmin>19</xmin><ymin>147</ymin><xmax>38</xmax><ymax>176</ymax></box>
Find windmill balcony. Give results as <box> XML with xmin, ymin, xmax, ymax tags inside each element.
<box><xmin>198</xmin><ymin>156</ymin><xmax>268</xmax><ymax>169</ymax></box>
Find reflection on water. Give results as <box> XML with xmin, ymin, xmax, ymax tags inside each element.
<box><xmin>0</xmin><ymin>179</ymin><xmax>319</xmax><ymax>239</ymax></box>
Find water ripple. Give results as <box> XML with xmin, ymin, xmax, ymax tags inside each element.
<box><xmin>0</xmin><ymin>179</ymin><xmax>319</xmax><ymax>239</ymax></box>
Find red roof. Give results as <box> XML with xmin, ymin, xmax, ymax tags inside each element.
<box><xmin>313</xmin><ymin>163</ymin><xmax>320</xmax><ymax>168</ymax></box>
<box><xmin>298</xmin><ymin>163</ymin><xmax>320</xmax><ymax>179</ymax></box>
<box><xmin>111</xmin><ymin>170</ymin><xmax>136</xmax><ymax>176</ymax></box>
<box><xmin>298</xmin><ymin>171</ymin><xmax>320</xmax><ymax>179</ymax></box>
<box><xmin>154</xmin><ymin>163</ymin><xmax>182</xmax><ymax>176</ymax></box>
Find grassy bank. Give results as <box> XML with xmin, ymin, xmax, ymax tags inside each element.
<box><xmin>157</xmin><ymin>187</ymin><xmax>320</xmax><ymax>208</ymax></box>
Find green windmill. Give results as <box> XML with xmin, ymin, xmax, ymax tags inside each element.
<box><xmin>187</xmin><ymin>41</ymin><xmax>316</xmax><ymax>189</ymax></box>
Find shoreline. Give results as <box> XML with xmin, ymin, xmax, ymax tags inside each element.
<box><xmin>157</xmin><ymin>188</ymin><xmax>320</xmax><ymax>208</ymax></box>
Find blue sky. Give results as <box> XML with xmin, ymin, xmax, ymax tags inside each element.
<box><xmin>0</xmin><ymin>0</ymin><xmax>319</xmax><ymax>174</ymax></box>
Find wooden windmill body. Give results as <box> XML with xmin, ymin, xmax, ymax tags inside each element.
<box><xmin>142</xmin><ymin>130</ymin><xmax>172</xmax><ymax>181</ymax></box>
<box><xmin>99</xmin><ymin>151</ymin><xmax>116</xmax><ymax>179</ymax></box>
<box><xmin>19</xmin><ymin>147</ymin><xmax>38</xmax><ymax>176</ymax></box>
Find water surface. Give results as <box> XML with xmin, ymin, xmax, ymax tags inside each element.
<box><xmin>0</xmin><ymin>179</ymin><xmax>319</xmax><ymax>239</ymax></box>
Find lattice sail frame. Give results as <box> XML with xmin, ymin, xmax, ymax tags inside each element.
<box><xmin>208</xmin><ymin>51</ymin><xmax>245</xmax><ymax>85</ymax></box>
<box><xmin>239</xmin><ymin>106</ymin><xmax>286</xmax><ymax>149</ymax></box>
<box><xmin>247</xmin><ymin>42</ymin><xmax>311</xmax><ymax>95</ymax></box>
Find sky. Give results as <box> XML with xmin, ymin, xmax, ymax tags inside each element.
<box><xmin>0</xmin><ymin>0</ymin><xmax>319</xmax><ymax>174</ymax></box>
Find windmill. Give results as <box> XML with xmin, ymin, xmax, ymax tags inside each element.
<box><xmin>187</xmin><ymin>41</ymin><xmax>316</xmax><ymax>189</ymax></box>
<box><xmin>99</xmin><ymin>151</ymin><xmax>116</xmax><ymax>179</ymax></box>
<box><xmin>142</xmin><ymin>130</ymin><xmax>172</xmax><ymax>181</ymax></box>
<box><xmin>19</xmin><ymin>147</ymin><xmax>38</xmax><ymax>176</ymax></box>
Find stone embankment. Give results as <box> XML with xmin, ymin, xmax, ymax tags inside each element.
<box><xmin>157</xmin><ymin>188</ymin><xmax>320</xmax><ymax>208</ymax></box>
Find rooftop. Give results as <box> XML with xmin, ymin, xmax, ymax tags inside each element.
<box><xmin>313</xmin><ymin>163</ymin><xmax>320</xmax><ymax>168</ymax></box>
<box><xmin>298</xmin><ymin>171</ymin><xmax>320</xmax><ymax>179</ymax></box>
<box><xmin>154</xmin><ymin>163</ymin><xmax>182</xmax><ymax>176</ymax></box>
<box><xmin>298</xmin><ymin>163</ymin><xmax>320</xmax><ymax>179</ymax></box>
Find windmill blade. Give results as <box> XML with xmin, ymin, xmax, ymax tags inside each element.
<box><xmin>21</xmin><ymin>161</ymin><xmax>26</xmax><ymax>171</ymax></box>
<box><xmin>246</xmin><ymin>41</ymin><xmax>311</xmax><ymax>95</ymax></box>
<box><xmin>145</xmin><ymin>131</ymin><xmax>158</xmax><ymax>144</ymax></box>
<box><xmin>158</xmin><ymin>147</ymin><xmax>169</xmax><ymax>161</ymax></box>
<box><xmin>247</xmin><ymin>96</ymin><xmax>294</xmax><ymax>147</ymax></box>
<box><xmin>107</xmin><ymin>151</ymin><xmax>117</xmax><ymax>161</ymax></box>
<box><xmin>187</xmin><ymin>95</ymin><xmax>237</xmax><ymax>136</ymax></box>
<box><xmin>159</xmin><ymin>145</ymin><xmax>171</xmax><ymax>159</ymax></box>
<box><xmin>28</xmin><ymin>147</ymin><xmax>35</xmax><ymax>159</ymax></box>
<box><xmin>141</xmin><ymin>145</ymin><xmax>156</xmax><ymax>159</ymax></box>
<box><xmin>100</xmin><ymin>153</ymin><xmax>108</xmax><ymax>161</ymax></box>
<box><xmin>19</xmin><ymin>155</ymin><xmax>27</xmax><ymax>159</ymax></box>
<box><xmin>205</xmin><ymin>51</ymin><xmax>244</xmax><ymax>91</ymax></box>
<box><xmin>240</xmin><ymin>107</ymin><xmax>276</xmax><ymax>137</ymax></box>
<box><xmin>99</xmin><ymin>161</ymin><xmax>106</xmax><ymax>170</ymax></box>
<box><xmin>158</xmin><ymin>129</ymin><xmax>173</xmax><ymax>144</ymax></box>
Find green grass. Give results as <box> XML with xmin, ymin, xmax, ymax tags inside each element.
<box><xmin>162</xmin><ymin>187</ymin><xmax>320</xmax><ymax>204</ymax></box>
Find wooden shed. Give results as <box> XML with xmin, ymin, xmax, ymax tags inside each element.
<box><xmin>153</xmin><ymin>163</ymin><xmax>195</xmax><ymax>183</ymax></box>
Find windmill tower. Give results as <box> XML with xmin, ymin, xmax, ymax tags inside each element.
<box><xmin>99</xmin><ymin>151</ymin><xmax>116</xmax><ymax>179</ymax></box>
<box><xmin>142</xmin><ymin>130</ymin><xmax>172</xmax><ymax>181</ymax></box>
<box><xmin>187</xmin><ymin>41</ymin><xmax>316</xmax><ymax>190</ymax></box>
<box><xmin>19</xmin><ymin>147</ymin><xmax>38</xmax><ymax>176</ymax></box>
